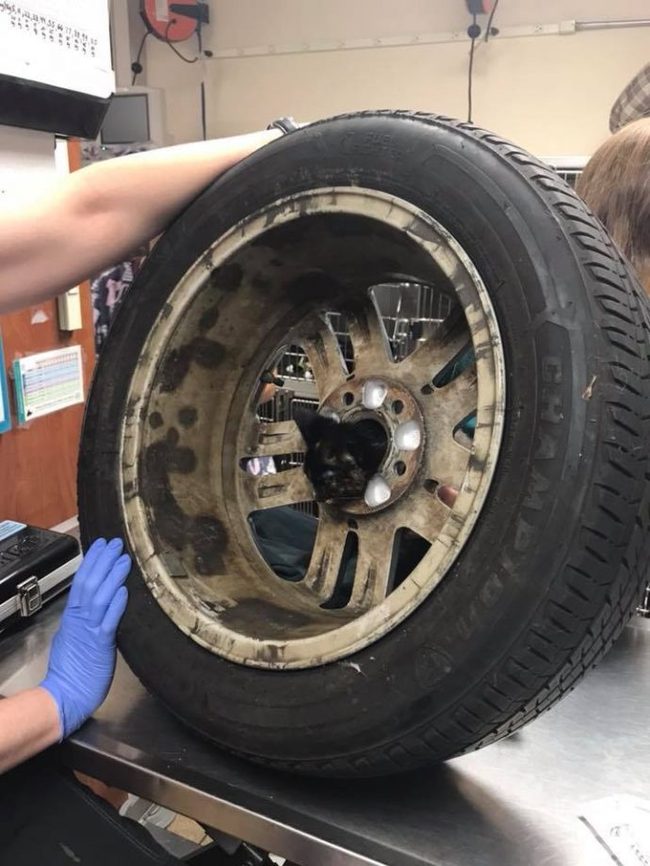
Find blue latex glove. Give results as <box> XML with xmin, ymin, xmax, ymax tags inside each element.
<box><xmin>41</xmin><ymin>538</ymin><xmax>131</xmax><ymax>739</ymax></box>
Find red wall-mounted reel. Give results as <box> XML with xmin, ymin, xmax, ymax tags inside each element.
<box><xmin>465</xmin><ymin>0</ymin><xmax>496</xmax><ymax>14</ymax></box>
<box><xmin>141</xmin><ymin>0</ymin><xmax>209</xmax><ymax>43</ymax></box>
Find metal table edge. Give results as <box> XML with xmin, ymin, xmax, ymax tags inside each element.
<box><xmin>63</xmin><ymin>735</ymin><xmax>422</xmax><ymax>866</ymax></box>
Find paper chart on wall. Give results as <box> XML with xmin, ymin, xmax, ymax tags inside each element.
<box><xmin>12</xmin><ymin>345</ymin><xmax>84</xmax><ymax>424</ymax></box>
<box><xmin>0</xmin><ymin>0</ymin><xmax>114</xmax><ymax>97</ymax></box>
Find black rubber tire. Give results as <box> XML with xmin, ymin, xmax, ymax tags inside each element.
<box><xmin>78</xmin><ymin>112</ymin><xmax>650</xmax><ymax>777</ymax></box>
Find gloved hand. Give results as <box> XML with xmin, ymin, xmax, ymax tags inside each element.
<box><xmin>41</xmin><ymin>538</ymin><xmax>131</xmax><ymax>739</ymax></box>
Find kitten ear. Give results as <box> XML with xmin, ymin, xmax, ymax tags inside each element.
<box><xmin>293</xmin><ymin>407</ymin><xmax>338</xmax><ymax>445</ymax></box>
<box><xmin>293</xmin><ymin>407</ymin><xmax>320</xmax><ymax>444</ymax></box>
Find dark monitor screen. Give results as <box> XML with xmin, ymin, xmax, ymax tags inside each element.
<box><xmin>100</xmin><ymin>93</ymin><xmax>150</xmax><ymax>145</ymax></box>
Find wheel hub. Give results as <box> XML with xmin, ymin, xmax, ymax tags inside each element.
<box><xmin>320</xmin><ymin>377</ymin><xmax>425</xmax><ymax>515</ymax></box>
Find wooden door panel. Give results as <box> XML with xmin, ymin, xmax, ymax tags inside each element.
<box><xmin>0</xmin><ymin>140</ymin><xmax>96</xmax><ymax>528</ymax></box>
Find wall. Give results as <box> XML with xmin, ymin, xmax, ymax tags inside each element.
<box><xmin>204</xmin><ymin>0</ymin><xmax>649</xmax><ymax>46</ymax></box>
<box><xmin>140</xmin><ymin>0</ymin><xmax>650</xmax><ymax>156</ymax></box>
<box><xmin>0</xmin><ymin>133</ymin><xmax>95</xmax><ymax>528</ymax></box>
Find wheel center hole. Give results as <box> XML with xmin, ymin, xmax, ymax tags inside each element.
<box><xmin>349</xmin><ymin>418</ymin><xmax>390</xmax><ymax>474</ymax></box>
<box><xmin>307</xmin><ymin>414</ymin><xmax>390</xmax><ymax>503</ymax></box>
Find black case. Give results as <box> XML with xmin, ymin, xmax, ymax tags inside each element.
<box><xmin>0</xmin><ymin>526</ymin><xmax>80</xmax><ymax>629</ymax></box>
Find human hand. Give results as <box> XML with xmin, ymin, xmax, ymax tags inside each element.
<box><xmin>438</xmin><ymin>485</ymin><xmax>459</xmax><ymax>508</ymax></box>
<box><xmin>266</xmin><ymin>117</ymin><xmax>306</xmax><ymax>135</ymax></box>
<box><xmin>40</xmin><ymin>538</ymin><xmax>131</xmax><ymax>739</ymax></box>
<box><xmin>258</xmin><ymin>368</ymin><xmax>284</xmax><ymax>405</ymax></box>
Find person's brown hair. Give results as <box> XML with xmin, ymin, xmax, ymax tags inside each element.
<box><xmin>576</xmin><ymin>118</ymin><xmax>650</xmax><ymax>292</ymax></box>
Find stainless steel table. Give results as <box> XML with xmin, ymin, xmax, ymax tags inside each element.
<box><xmin>1</xmin><ymin>598</ymin><xmax>649</xmax><ymax>866</ymax></box>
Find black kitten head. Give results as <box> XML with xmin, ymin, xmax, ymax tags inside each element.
<box><xmin>294</xmin><ymin>408</ymin><xmax>387</xmax><ymax>502</ymax></box>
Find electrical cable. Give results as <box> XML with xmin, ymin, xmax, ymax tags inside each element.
<box><xmin>164</xmin><ymin>19</ymin><xmax>199</xmax><ymax>63</ymax></box>
<box><xmin>197</xmin><ymin>24</ymin><xmax>207</xmax><ymax>139</ymax></box>
<box><xmin>484</xmin><ymin>0</ymin><xmax>500</xmax><ymax>41</ymax></box>
<box><xmin>467</xmin><ymin>13</ymin><xmax>479</xmax><ymax>123</ymax></box>
<box><xmin>131</xmin><ymin>31</ymin><xmax>150</xmax><ymax>85</ymax></box>
<box><xmin>200</xmin><ymin>80</ymin><xmax>207</xmax><ymax>140</ymax></box>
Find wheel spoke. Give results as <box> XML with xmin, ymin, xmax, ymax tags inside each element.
<box><xmin>434</xmin><ymin>363</ymin><xmax>478</xmax><ymax>427</ymax></box>
<box><xmin>302</xmin><ymin>516</ymin><xmax>348</xmax><ymax>601</ymax></box>
<box><xmin>299</xmin><ymin>315</ymin><xmax>348</xmax><ymax>399</ymax></box>
<box><xmin>399</xmin><ymin>309</ymin><xmax>471</xmax><ymax>387</ymax></box>
<box><xmin>347</xmin><ymin>519</ymin><xmax>396</xmax><ymax>611</ymax></box>
<box><xmin>347</xmin><ymin>295</ymin><xmax>393</xmax><ymax>374</ymax></box>
<box><xmin>241</xmin><ymin>467</ymin><xmax>314</xmax><ymax>512</ymax></box>
<box><xmin>242</xmin><ymin>420</ymin><xmax>305</xmax><ymax>458</ymax></box>
<box><xmin>424</xmin><ymin>435</ymin><xmax>471</xmax><ymax>491</ymax></box>
<box><xmin>404</xmin><ymin>489</ymin><xmax>453</xmax><ymax>544</ymax></box>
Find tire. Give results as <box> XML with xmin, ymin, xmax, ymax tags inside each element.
<box><xmin>78</xmin><ymin>112</ymin><xmax>650</xmax><ymax>777</ymax></box>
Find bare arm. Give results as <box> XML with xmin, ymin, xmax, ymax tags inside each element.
<box><xmin>0</xmin><ymin>689</ymin><xmax>60</xmax><ymax>773</ymax></box>
<box><xmin>0</xmin><ymin>130</ymin><xmax>281</xmax><ymax>314</ymax></box>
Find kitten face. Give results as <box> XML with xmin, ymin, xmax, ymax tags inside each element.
<box><xmin>294</xmin><ymin>409</ymin><xmax>386</xmax><ymax>502</ymax></box>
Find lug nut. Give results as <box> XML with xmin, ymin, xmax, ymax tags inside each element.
<box><xmin>395</xmin><ymin>420</ymin><xmax>421</xmax><ymax>451</ymax></box>
<box><xmin>362</xmin><ymin>380</ymin><xmax>388</xmax><ymax>410</ymax></box>
<box><xmin>364</xmin><ymin>474</ymin><xmax>391</xmax><ymax>508</ymax></box>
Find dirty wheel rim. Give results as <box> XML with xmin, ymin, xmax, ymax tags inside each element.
<box><xmin>120</xmin><ymin>188</ymin><xmax>506</xmax><ymax>669</ymax></box>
